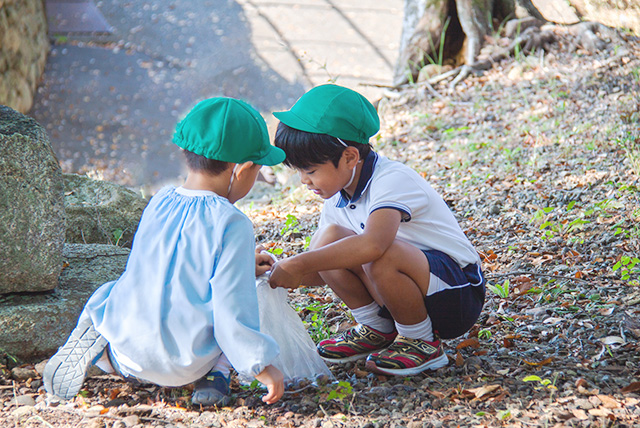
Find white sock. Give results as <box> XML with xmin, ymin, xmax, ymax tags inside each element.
<box><xmin>210</xmin><ymin>353</ymin><xmax>232</xmax><ymax>378</ymax></box>
<box><xmin>395</xmin><ymin>317</ymin><xmax>434</xmax><ymax>342</ymax></box>
<box><xmin>94</xmin><ymin>350</ymin><xmax>115</xmax><ymax>374</ymax></box>
<box><xmin>351</xmin><ymin>301</ymin><xmax>395</xmax><ymax>334</ymax></box>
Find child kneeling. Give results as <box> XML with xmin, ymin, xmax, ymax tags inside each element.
<box><xmin>44</xmin><ymin>98</ymin><xmax>286</xmax><ymax>404</ymax></box>
<box><xmin>269</xmin><ymin>84</ymin><xmax>485</xmax><ymax>376</ymax></box>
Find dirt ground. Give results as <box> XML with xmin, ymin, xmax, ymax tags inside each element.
<box><xmin>1</xmin><ymin>24</ymin><xmax>640</xmax><ymax>428</ymax></box>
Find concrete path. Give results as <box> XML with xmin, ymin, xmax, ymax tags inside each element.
<box><xmin>31</xmin><ymin>0</ymin><xmax>403</xmax><ymax>192</ymax></box>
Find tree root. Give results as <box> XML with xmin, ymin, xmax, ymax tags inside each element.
<box><xmin>443</xmin><ymin>20</ymin><xmax>622</xmax><ymax>89</ymax></box>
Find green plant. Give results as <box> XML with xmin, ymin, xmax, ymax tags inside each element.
<box><xmin>612</xmin><ymin>255</ymin><xmax>640</xmax><ymax>285</ymax></box>
<box><xmin>522</xmin><ymin>374</ymin><xmax>559</xmax><ymax>400</ymax></box>
<box><xmin>425</xmin><ymin>17</ymin><xmax>451</xmax><ymax>67</ymax></box>
<box><xmin>268</xmin><ymin>247</ymin><xmax>284</xmax><ymax>256</ymax></box>
<box><xmin>302</xmin><ymin>301</ymin><xmax>334</xmax><ymax>342</ymax></box>
<box><xmin>617</xmin><ymin>132</ymin><xmax>640</xmax><ymax>175</ymax></box>
<box><xmin>478</xmin><ymin>329</ymin><xmax>492</xmax><ymax>340</ymax></box>
<box><xmin>327</xmin><ymin>381</ymin><xmax>353</xmax><ymax>401</ymax></box>
<box><xmin>496</xmin><ymin>409</ymin><xmax>511</xmax><ymax>421</ymax></box>
<box><xmin>111</xmin><ymin>228</ymin><xmax>124</xmax><ymax>246</ymax></box>
<box><xmin>303</xmin><ymin>236</ymin><xmax>312</xmax><ymax>250</ymax></box>
<box><xmin>487</xmin><ymin>279</ymin><xmax>509</xmax><ymax>298</ymax></box>
<box><xmin>240</xmin><ymin>379</ymin><xmax>262</xmax><ymax>392</ymax></box>
<box><xmin>280</xmin><ymin>214</ymin><xmax>301</xmax><ymax>237</ymax></box>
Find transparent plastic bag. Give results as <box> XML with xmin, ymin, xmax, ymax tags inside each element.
<box><xmin>250</xmin><ymin>275</ymin><xmax>333</xmax><ymax>384</ymax></box>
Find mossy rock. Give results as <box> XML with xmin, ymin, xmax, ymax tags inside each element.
<box><xmin>64</xmin><ymin>174</ymin><xmax>148</xmax><ymax>248</ymax></box>
<box><xmin>0</xmin><ymin>105</ymin><xmax>65</xmax><ymax>294</ymax></box>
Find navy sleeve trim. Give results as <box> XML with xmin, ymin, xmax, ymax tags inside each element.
<box><xmin>370</xmin><ymin>204</ymin><xmax>412</xmax><ymax>222</ymax></box>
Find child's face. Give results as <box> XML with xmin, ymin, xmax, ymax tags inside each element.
<box><xmin>297</xmin><ymin>157</ymin><xmax>354</xmax><ymax>200</ymax></box>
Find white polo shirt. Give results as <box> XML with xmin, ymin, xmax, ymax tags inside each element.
<box><xmin>319</xmin><ymin>152</ymin><xmax>480</xmax><ymax>267</ymax></box>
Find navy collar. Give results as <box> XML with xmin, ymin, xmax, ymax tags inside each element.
<box><xmin>336</xmin><ymin>151</ymin><xmax>378</xmax><ymax>208</ymax></box>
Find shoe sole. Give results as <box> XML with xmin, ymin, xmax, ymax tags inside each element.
<box><xmin>43</xmin><ymin>317</ymin><xmax>107</xmax><ymax>400</ymax></box>
<box><xmin>319</xmin><ymin>352</ymin><xmax>373</xmax><ymax>364</ymax></box>
<box><xmin>192</xmin><ymin>390</ymin><xmax>231</xmax><ymax>406</ymax></box>
<box><xmin>364</xmin><ymin>352</ymin><xmax>449</xmax><ymax>376</ymax></box>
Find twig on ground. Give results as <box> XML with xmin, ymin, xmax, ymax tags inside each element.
<box><xmin>486</xmin><ymin>271</ymin><xmax>589</xmax><ymax>284</ymax></box>
<box><xmin>25</xmin><ymin>416</ymin><xmax>56</xmax><ymax>428</ymax></box>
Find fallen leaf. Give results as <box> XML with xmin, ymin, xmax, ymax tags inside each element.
<box><xmin>575</xmin><ymin>378</ymin><xmax>588</xmax><ymax>388</ymax></box>
<box><xmin>571</xmin><ymin>409</ymin><xmax>589</xmax><ymax>420</ymax></box>
<box><xmin>597</xmin><ymin>395</ymin><xmax>621</xmax><ymax>409</ymax></box>
<box><xmin>456</xmin><ymin>338</ymin><xmax>480</xmax><ymax>349</ymax></box>
<box><xmin>466</xmin><ymin>384</ymin><xmax>501</xmax><ymax>399</ymax></box>
<box><xmin>427</xmin><ymin>389</ymin><xmax>446</xmax><ymax>399</ymax></box>
<box><xmin>588</xmin><ymin>407</ymin><xmax>612</xmax><ymax>417</ymax></box>
<box><xmin>598</xmin><ymin>307</ymin><xmax>614</xmax><ymax>316</ymax></box>
<box><xmin>456</xmin><ymin>351</ymin><xmax>464</xmax><ymax>367</ymax></box>
<box><xmin>599</xmin><ymin>336</ymin><xmax>625</xmax><ymax>345</ymax></box>
<box><xmin>353</xmin><ymin>367</ymin><xmax>369</xmax><ymax>378</ymax></box>
<box><xmin>621</xmin><ymin>381</ymin><xmax>640</xmax><ymax>394</ymax></box>
<box><xmin>523</xmin><ymin>356</ymin><xmax>554</xmax><ymax>366</ymax></box>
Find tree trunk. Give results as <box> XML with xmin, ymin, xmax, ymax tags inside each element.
<box><xmin>394</xmin><ymin>0</ymin><xmax>632</xmax><ymax>87</ymax></box>
<box><xmin>393</xmin><ymin>0</ymin><xmax>545</xmax><ymax>86</ymax></box>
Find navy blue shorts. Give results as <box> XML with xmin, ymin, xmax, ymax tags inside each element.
<box><xmin>379</xmin><ymin>249</ymin><xmax>485</xmax><ymax>340</ymax></box>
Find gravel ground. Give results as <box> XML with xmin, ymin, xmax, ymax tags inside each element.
<box><xmin>2</xmin><ymin>25</ymin><xmax>640</xmax><ymax>428</ymax></box>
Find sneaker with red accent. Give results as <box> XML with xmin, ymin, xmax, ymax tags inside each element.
<box><xmin>364</xmin><ymin>335</ymin><xmax>448</xmax><ymax>376</ymax></box>
<box><xmin>317</xmin><ymin>324</ymin><xmax>397</xmax><ymax>363</ymax></box>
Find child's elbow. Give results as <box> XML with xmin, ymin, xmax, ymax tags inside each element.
<box><xmin>366</xmin><ymin>241</ymin><xmax>388</xmax><ymax>261</ymax></box>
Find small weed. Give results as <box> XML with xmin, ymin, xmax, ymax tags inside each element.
<box><xmin>240</xmin><ymin>379</ymin><xmax>262</xmax><ymax>392</ymax></box>
<box><xmin>617</xmin><ymin>132</ymin><xmax>640</xmax><ymax>175</ymax></box>
<box><xmin>281</xmin><ymin>214</ymin><xmax>301</xmax><ymax>238</ymax></box>
<box><xmin>300</xmin><ymin>301</ymin><xmax>334</xmax><ymax>342</ymax></box>
<box><xmin>487</xmin><ymin>279</ymin><xmax>509</xmax><ymax>298</ymax></box>
<box><xmin>496</xmin><ymin>409</ymin><xmax>512</xmax><ymax>421</ymax></box>
<box><xmin>522</xmin><ymin>374</ymin><xmax>559</xmax><ymax>399</ymax></box>
<box><xmin>612</xmin><ymin>255</ymin><xmax>640</xmax><ymax>285</ymax></box>
<box><xmin>268</xmin><ymin>247</ymin><xmax>284</xmax><ymax>256</ymax></box>
<box><xmin>327</xmin><ymin>381</ymin><xmax>353</xmax><ymax>401</ymax></box>
<box><xmin>478</xmin><ymin>329</ymin><xmax>492</xmax><ymax>340</ymax></box>
<box><xmin>111</xmin><ymin>228</ymin><xmax>124</xmax><ymax>246</ymax></box>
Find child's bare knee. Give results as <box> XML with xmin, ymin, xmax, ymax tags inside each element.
<box><xmin>310</xmin><ymin>224</ymin><xmax>355</xmax><ymax>249</ymax></box>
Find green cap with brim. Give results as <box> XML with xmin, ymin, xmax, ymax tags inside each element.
<box><xmin>273</xmin><ymin>84</ymin><xmax>380</xmax><ymax>144</ymax></box>
<box><xmin>173</xmin><ymin>97</ymin><xmax>286</xmax><ymax>166</ymax></box>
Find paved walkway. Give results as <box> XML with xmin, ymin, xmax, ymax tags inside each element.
<box><xmin>32</xmin><ymin>0</ymin><xmax>403</xmax><ymax>191</ymax></box>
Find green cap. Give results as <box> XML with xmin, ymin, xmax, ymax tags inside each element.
<box><xmin>173</xmin><ymin>97</ymin><xmax>285</xmax><ymax>166</ymax></box>
<box><xmin>273</xmin><ymin>84</ymin><xmax>380</xmax><ymax>144</ymax></box>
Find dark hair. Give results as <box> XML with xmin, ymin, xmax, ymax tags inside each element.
<box><xmin>274</xmin><ymin>122</ymin><xmax>372</xmax><ymax>169</ymax></box>
<box><xmin>182</xmin><ymin>149</ymin><xmax>231</xmax><ymax>175</ymax></box>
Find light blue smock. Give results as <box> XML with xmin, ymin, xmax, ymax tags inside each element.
<box><xmin>83</xmin><ymin>186</ymin><xmax>279</xmax><ymax>387</ymax></box>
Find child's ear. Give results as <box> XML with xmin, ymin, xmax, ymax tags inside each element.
<box><xmin>235</xmin><ymin>161</ymin><xmax>259</xmax><ymax>177</ymax></box>
<box><xmin>343</xmin><ymin>146</ymin><xmax>360</xmax><ymax>167</ymax></box>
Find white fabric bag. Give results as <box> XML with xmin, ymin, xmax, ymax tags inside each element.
<box><xmin>252</xmin><ymin>275</ymin><xmax>333</xmax><ymax>384</ymax></box>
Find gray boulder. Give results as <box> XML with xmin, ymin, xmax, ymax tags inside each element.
<box><xmin>64</xmin><ymin>173</ymin><xmax>148</xmax><ymax>248</ymax></box>
<box><xmin>0</xmin><ymin>243</ymin><xmax>129</xmax><ymax>362</ymax></box>
<box><xmin>0</xmin><ymin>105</ymin><xmax>65</xmax><ymax>294</ymax></box>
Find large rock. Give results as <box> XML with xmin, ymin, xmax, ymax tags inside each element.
<box><xmin>0</xmin><ymin>105</ymin><xmax>65</xmax><ymax>294</ymax></box>
<box><xmin>0</xmin><ymin>243</ymin><xmax>129</xmax><ymax>362</ymax></box>
<box><xmin>64</xmin><ymin>173</ymin><xmax>148</xmax><ymax>248</ymax></box>
<box><xmin>0</xmin><ymin>0</ymin><xmax>49</xmax><ymax>113</ymax></box>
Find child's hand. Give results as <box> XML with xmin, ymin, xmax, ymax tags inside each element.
<box><xmin>268</xmin><ymin>258</ymin><xmax>302</xmax><ymax>290</ymax></box>
<box><xmin>254</xmin><ymin>365</ymin><xmax>284</xmax><ymax>404</ymax></box>
<box><xmin>255</xmin><ymin>246</ymin><xmax>276</xmax><ymax>277</ymax></box>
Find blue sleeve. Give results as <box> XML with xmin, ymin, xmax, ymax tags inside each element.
<box><xmin>210</xmin><ymin>212</ymin><xmax>280</xmax><ymax>377</ymax></box>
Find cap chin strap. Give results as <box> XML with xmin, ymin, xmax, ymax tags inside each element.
<box><xmin>337</xmin><ymin>137</ymin><xmax>361</xmax><ymax>190</ymax></box>
<box><xmin>227</xmin><ymin>164</ymin><xmax>239</xmax><ymax>196</ymax></box>
<box><xmin>343</xmin><ymin>163</ymin><xmax>359</xmax><ymax>189</ymax></box>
